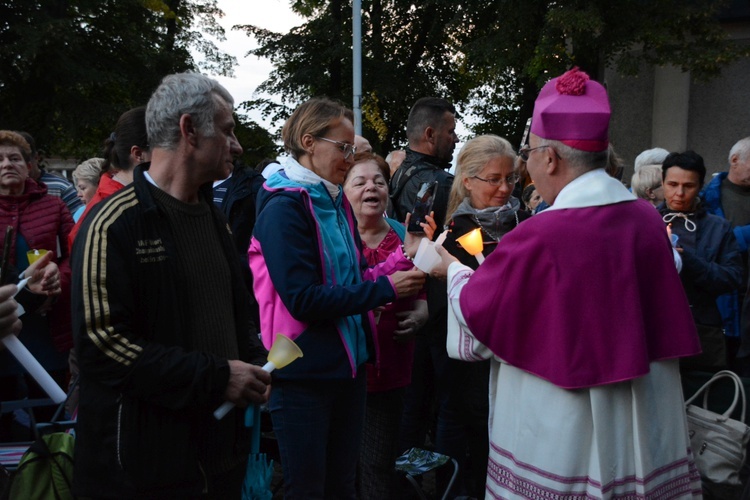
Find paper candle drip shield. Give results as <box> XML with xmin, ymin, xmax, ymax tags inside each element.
<box><xmin>213</xmin><ymin>334</ymin><xmax>303</xmax><ymax>420</ymax></box>
<box><xmin>26</xmin><ymin>249</ymin><xmax>49</xmax><ymax>265</ymax></box>
<box><xmin>413</xmin><ymin>238</ymin><xmax>441</xmax><ymax>273</ymax></box>
<box><xmin>456</xmin><ymin>228</ymin><xmax>485</xmax><ymax>264</ymax></box>
<box><xmin>262</xmin><ymin>333</ymin><xmax>303</xmax><ymax>372</ymax></box>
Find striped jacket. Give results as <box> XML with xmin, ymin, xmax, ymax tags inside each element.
<box><xmin>39</xmin><ymin>170</ymin><xmax>83</xmax><ymax>215</ymax></box>
<box><xmin>71</xmin><ymin>164</ymin><xmax>266</xmax><ymax>498</ymax></box>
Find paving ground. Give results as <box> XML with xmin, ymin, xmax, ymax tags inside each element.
<box><xmin>266</xmin><ymin>459</ymin><xmax>439</xmax><ymax>499</ymax></box>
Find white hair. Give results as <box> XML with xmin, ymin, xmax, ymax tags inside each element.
<box><xmin>631</xmin><ymin>164</ymin><xmax>662</xmax><ymax>200</ymax></box>
<box><xmin>729</xmin><ymin>137</ymin><xmax>750</xmax><ymax>164</ymax></box>
<box><xmin>73</xmin><ymin>157</ymin><xmax>105</xmax><ymax>185</ymax></box>
<box><xmin>634</xmin><ymin>148</ymin><xmax>669</xmax><ymax>172</ymax></box>
<box><xmin>536</xmin><ymin>138</ymin><xmax>609</xmax><ymax>172</ymax></box>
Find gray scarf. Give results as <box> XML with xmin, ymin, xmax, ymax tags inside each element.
<box><xmin>452</xmin><ymin>197</ymin><xmax>521</xmax><ymax>241</ymax></box>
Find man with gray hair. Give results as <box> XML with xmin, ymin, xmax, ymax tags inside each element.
<box><xmin>433</xmin><ymin>68</ymin><xmax>701</xmax><ymax>498</ymax></box>
<box><xmin>71</xmin><ymin>72</ymin><xmax>271</xmax><ymax>498</ymax></box>
<box><xmin>702</xmin><ymin>136</ymin><xmax>750</xmax><ymax>371</ymax></box>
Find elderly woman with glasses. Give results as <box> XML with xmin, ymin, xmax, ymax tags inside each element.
<box><xmin>631</xmin><ymin>164</ymin><xmax>665</xmax><ymax>207</ymax></box>
<box><xmin>438</xmin><ymin>134</ymin><xmax>531</xmax><ymax>497</ymax></box>
<box><xmin>249</xmin><ymin>97</ymin><xmax>427</xmax><ymax>498</ymax></box>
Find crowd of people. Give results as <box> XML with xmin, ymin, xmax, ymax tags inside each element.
<box><xmin>0</xmin><ymin>66</ymin><xmax>748</xmax><ymax>499</ymax></box>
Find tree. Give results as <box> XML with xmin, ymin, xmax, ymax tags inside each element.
<box><xmin>456</xmin><ymin>0</ymin><xmax>747</xmax><ymax>146</ymax></box>
<box><xmin>237</xmin><ymin>0</ymin><xmax>746</xmax><ymax>151</ymax></box>
<box><xmin>0</xmin><ymin>0</ymin><xmax>266</xmax><ymax>160</ymax></box>
<box><xmin>235</xmin><ymin>0</ymin><xmax>470</xmax><ymax>154</ymax></box>
<box><xmin>233</xmin><ymin>112</ymin><xmax>282</xmax><ymax>168</ymax></box>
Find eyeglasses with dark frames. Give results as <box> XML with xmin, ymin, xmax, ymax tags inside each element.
<box><xmin>315</xmin><ymin>137</ymin><xmax>357</xmax><ymax>159</ymax></box>
<box><xmin>517</xmin><ymin>145</ymin><xmax>552</xmax><ymax>162</ymax></box>
<box><xmin>472</xmin><ymin>173</ymin><xmax>520</xmax><ymax>187</ymax></box>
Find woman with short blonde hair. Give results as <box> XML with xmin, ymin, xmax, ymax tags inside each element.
<box><xmin>72</xmin><ymin>158</ymin><xmax>105</xmax><ymax>216</ymax></box>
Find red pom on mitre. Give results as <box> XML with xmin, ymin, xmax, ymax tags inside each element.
<box><xmin>555</xmin><ymin>67</ymin><xmax>590</xmax><ymax>96</ymax></box>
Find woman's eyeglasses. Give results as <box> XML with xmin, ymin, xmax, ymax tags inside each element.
<box><xmin>472</xmin><ymin>174</ymin><xmax>520</xmax><ymax>187</ymax></box>
<box><xmin>316</xmin><ymin>137</ymin><xmax>357</xmax><ymax>159</ymax></box>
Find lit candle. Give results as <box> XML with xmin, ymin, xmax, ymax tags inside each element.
<box><xmin>667</xmin><ymin>223</ymin><xmax>678</xmax><ymax>246</ymax></box>
<box><xmin>456</xmin><ymin>228</ymin><xmax>485</xmax><ymax>264</ymax></box>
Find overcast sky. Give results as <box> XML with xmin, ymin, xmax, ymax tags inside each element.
<box><xmin>210</xmin><ymin>0</ymin><xmax>303</xmax><ymax>127</ymax></box>
<box><xmin>208</xmin><ymin>1</ymin><xmax>467</xmax><ymax>161</ymax></box>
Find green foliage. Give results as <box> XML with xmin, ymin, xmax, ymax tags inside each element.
<box><xmin>233</xmin><ymin>112</ymin><xmax>282</xmax><ymax>168</ymax></box>
<box><xmin>239</xmin><ymin>0</ymin><xmax>746</xmax><ymax>151</ymax></box>
<box><xmin>457</xmin><ymin>0</ymin><xmax>746</xmax><ymax>143</ymax></box>
<box><xmin>234</xmin><ymin>0</ymin><xmax>471</xmax><ymax>153</ymax></box>
<box><xmin>0</xmin><ymin>0</ymin><xmax>244</xmax><ymax>159</ymax></box>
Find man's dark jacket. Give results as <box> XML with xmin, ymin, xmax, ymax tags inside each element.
<box><xmin>389</xmin><ymin>147</ymin><xmax>454</xmax><ymax>328</ymax></box>
<box><xmin>71</xmin><ymin>164</ymin><xmax>267</xmax><ymax>498</ymax></box>
<box><xmin>218</xmin><ymin>166</ymin><xmax>266</xmax><ymax>327</ymax></box>
<box><xmin>388</xmin><ymin>147</ymin><xmax>453</xmax><ymax>229</ymax></box>
<box><xmin>220</xmin><ymin>167</ymin><xmax>266</xmax><ymax>261</ymax></box>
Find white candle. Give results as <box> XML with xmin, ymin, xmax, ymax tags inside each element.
<box><xmin>213</xmin><ymin>361</ymin><xmax>276</xmax><ymax>420</ymax></box>
<box><xmin>214</xmin><ymin>334</ymin><xmax>302</xmax><ymax>420</ymax></box>
<box><xmin>1</xmin><ymin>335</ymin><xmax>66</xmax><ymax>403</ymax></box>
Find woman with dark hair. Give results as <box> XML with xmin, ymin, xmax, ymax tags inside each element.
<box><xmin>67</xmin><ymin>106</ymin><xmax>150</xmax><ymax>248</ymax></box>
<box><xmin>657</xmin><ymin>150</ymin><xmax>743</xmax><ymax>369</ymax></box>
<box><xmin>249</xmin><ymin>97</ymin><xmax>427</xmax><ymax>498</ymax></box>
<box><xmin>522</xmin><ymin>183</ymin><xmax>543</xmax><ymax>212</ymax></box>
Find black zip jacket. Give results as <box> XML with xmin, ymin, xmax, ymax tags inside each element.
<box><xmin>388</xmin><ymin>147</ymin><xmax>453</xmax><ymax>229</ymax></box>
<box><xmin>71</xmin><ymin>164</ymin><xmax>267</xmax><ymax>498</ymax></box>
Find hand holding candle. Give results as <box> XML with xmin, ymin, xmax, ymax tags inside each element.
<box><xmin>214</xmin><ymin>334</ymin><xmax>303</xmax><ymax>420</ymax></box>
<box><xmin>26</xmin><ymin>249</ymin><xmax>49</xmax><ymax>265</ymax></box>
<box><xmin>1</xmin><ymin>335</ymin><xmax>66</xmax><ymax>403</ymax></box>
<box><xmin>0</xmin><ymin>283</ymin><xmax>21</xmax><ymax>339</ymax></box>
<box><xmin>0</xmin><ymin>267</ymin><xmax>65</xmax><ymax>403</ymax></box>
<box><xmin>428</xmin><ymin>243</ymin><xmax>459</xmax><ymax>281</ymax></box>
<box><xmin>667</xmin><ymin>223</ymin><xmax>679</xmax><ymax>247</ymax></box>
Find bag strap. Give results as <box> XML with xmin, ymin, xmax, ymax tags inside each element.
<box><xmin>684</xmin><ymin>370</ymin><xmax>746</xmax><ymax>422</ymax></box>
<box><xmin>385</xmin><ymin>218</ymin><xmax>406</xmax><ymax>241</ymax></box>
<box><xmin>389</xmin><ymin>166</ymin><xmax>437</xmax><ymax>220</ymax></box>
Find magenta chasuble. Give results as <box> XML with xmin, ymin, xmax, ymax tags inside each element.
<box><xmin>458</xmin><ymin>197</ymin><xmax>701</xmax><ymax>389</ymax></box>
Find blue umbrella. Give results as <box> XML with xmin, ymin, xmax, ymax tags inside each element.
<box><xmin>242</xmin><ymin>405</ymin><xmax>273</xmax><ymax>500</ymax></box>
